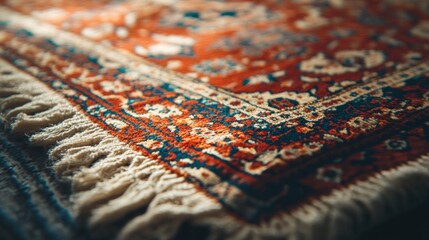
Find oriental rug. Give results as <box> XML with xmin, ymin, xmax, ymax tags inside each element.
<box><xmin>1</xmin><ymin>0</ymin><xmax>429</xmax><ymax>239</ymax></box>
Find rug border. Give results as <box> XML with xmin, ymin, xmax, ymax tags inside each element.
<box><xmin>2</xmin><ymin>57</ymin><xmax>429</xmax><ymax>240</ymax></box>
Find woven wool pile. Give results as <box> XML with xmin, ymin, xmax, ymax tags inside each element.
<box><xmin>1</xmin><ymin>0</ymin><xmax>429</xmax><ymax>239</ymax></box>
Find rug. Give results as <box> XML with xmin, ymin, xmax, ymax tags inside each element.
<box><xmin>1</xmin><ymin>0</ymin><xmax>429</xmax><ymax>239</ymax></box>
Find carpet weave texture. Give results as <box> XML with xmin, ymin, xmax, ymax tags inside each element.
<box><xmin>1</xmin><ymin>0</ymin><xmax>429</xmax><ymax>239</ymax></box>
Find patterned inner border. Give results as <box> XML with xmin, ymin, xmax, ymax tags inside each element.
<box><xmin>2</xmin><ymin>6</ymin><xmax>429</xmax><ymax>223</ymax></box>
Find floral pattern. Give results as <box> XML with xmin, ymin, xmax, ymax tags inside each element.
<box><xmin>1</xmin><ymin>0</ymin><xmax>429</xmax><ymax>224</ymax></box>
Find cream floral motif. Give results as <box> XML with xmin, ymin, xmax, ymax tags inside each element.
<box><xmin>411</xmin><ymin>21</ymin><xmax>429</xmax><ymax>39</ymax></box>
<box><xmin>295</xmin><ymin>7</ymin><xmax>329</xmax><ymax>30</ymax></box>
<box><xmin>105</xmin><ymin>118</ymin><xmax>128</xmax><ymax>130</ymax></box>
<box><xmin>134</xmin><ymin>34</ymin><xmax>195</xmax><ymax>57</ymax></box>
<box><xmin>100</xmin><ymin>80</ymin><xmax>132</xmax><ymax>93</ymax></box>
<box><xmin>236</xmin><ymin>90</ymin><xmax>317</xmax><ymax>111</ymax></box>
<box><xmin>347</xmin><ymin>116</ymin><xmax>378</xmax><ymax>131</ymax></box>
<box><xmin>144</xmin><ymin>104</ymin><xmax>183</xmax><ymax>118</ymax></box>
<box><xmin>300</xmin><ymin>50</ymin><xmax>385</xmax><ymax>75</ymax></box>
<box><xmin>191</xmin><ymin>127</ymin><xmax>234</xmax><ymax>144</ymax></box>
<box><xmin>255</xmin><ymin>142</ymin><xmax>324</xmax><ymax>165</ymax></box>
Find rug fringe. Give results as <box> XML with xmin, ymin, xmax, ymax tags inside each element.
<box><xmin>2</xmin><ymin>55</ymin><xmax>429</xmax><ymax>239</ymax></box>
<box><xmin>0</xmin><ymin>58</ymin><xmax>222</xmax><ymax>240</ymax></box>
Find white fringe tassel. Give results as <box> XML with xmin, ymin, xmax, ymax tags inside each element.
<box><xmin>1</xmin><ymin>57</ymin><xmax>429</xmax><ymax>240</ymax></box>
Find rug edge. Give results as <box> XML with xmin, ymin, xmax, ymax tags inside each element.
<box><xmin>0</xmin><ymin>58</ymin><xmax>223</xmax><ymax>239</ymax></box>
<box><xmin>2</xmin><ymin>39</ymin><xmax>429</xmax><ymax>240</ymax></box>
